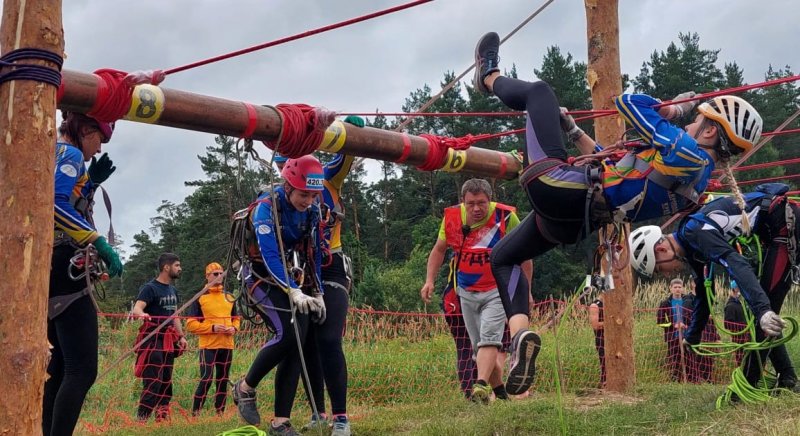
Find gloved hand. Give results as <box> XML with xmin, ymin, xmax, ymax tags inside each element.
<box><xmin>87</xmin><ymin>153</ymin><xmax>116</xmax><ymax>185</ymax></box>
<box><xmin>288</xmin><ymin>287</ymin><xmax>317</xmax><ymax>314</ymax></box>
<box><xmin>669</xmin><ymin>91</ymin><xmax>699</xmax><ymax>119</ymax></box>
<box><xmin>310</xmin><ymin>293</ymin><xmax>327</xmax><ymax>324</ymax></box>
<box><xmin>93</xmin><ymin>236</ymin><xmax>123</xmax><ymax>277</ymax></box>
<box><xmin>559</xmin><ymin>107</ymin><xmax>584</xmax><ymax>142</ymax></box>
<box><xmin>343</xmin><ymin>115</ymin><xmax>365</xmax><ymax>128</ymax></box>
<box><xmin>760</xmin><ymin>311</ymin><xmax>787</xmax><ymax>337</ymax></box>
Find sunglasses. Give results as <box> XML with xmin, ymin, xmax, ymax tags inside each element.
<box><xmin>210</xmin><ymin>272</ymin><xmax>223</xmax><ymax>276</ymax></box>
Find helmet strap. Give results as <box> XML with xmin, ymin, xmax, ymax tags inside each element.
<box><xmin>655</xmin><ymin>236</ymin><xmax>687</xmax><ymax>266</ymax></box>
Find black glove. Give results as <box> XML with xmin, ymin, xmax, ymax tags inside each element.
<box><xmin>88</xmin><ymin>153</ymin><xmax>116</xmax><ymax>185</ymax></box>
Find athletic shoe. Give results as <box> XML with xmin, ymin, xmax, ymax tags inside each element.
<box><xmin>332</xmin><ymin>415</ymin><xmax>352</xmax><ymax>436</ymax></box>
<box><xmin>506</xmin><ymin>329</ymin><xmax>542</xmax><ymax>395</ymax></box>
<box><xmin>232</xmin><ymin>378</ymin><xmax>261</xmax><ymax>426</ymax></box>
<box><xmin>300</xmin><ymin>413</ymin><xmax>330</xmax><ymax>432</ymax></box>
<box><xmin>473</xmin><ymin>32</ymin><xmax>501</xmax><ymax>95</ymax></box>
<box><xmin>268</xmin><ymin>420</ymin><xmax>300</xmax><ymax>436</ymax></box>
<box><xmin>471</xmin><ymin>382</ymin><xmax>491</xmax><ymax>405</ymax></box>
<box><xmin>777</xmin><ymin>377</ymin><xmax>800</xmax><ymax>394</ymax></box>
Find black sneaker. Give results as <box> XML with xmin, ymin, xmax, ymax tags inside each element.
<box><xmin>268</xmin><ymin>420</ymin><xmax>300</xmax><ymax>436</ymax></box>
<box><xmin>473</xmin><ymin>32</ymin><xmax>501</xmax><ymax>95</ymax></box>
<box><xmin>506</xmin><ymin>329</ymin><xmax>541</xmax><ymax>395</ymax></box>
<box><xmin>777</xmin><ymin>377</ymin><xmax>800</xmax><ymax>394</ymax></box>
<box><xmin>232</xmin><ymin>378</ymin><xmax>261</xmax><ymax>426</ymax></box>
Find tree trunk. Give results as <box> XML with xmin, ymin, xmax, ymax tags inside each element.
<box><xmin>584</xmin><ymin>0</ymin><xmax>636</xmax><ymax>393</ymax></box>
<box><xmin>0</xmin><ymin>0</ymin><xmax>64</xmax><ymax>433</ymax></box>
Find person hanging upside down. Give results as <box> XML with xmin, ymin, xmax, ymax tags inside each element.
<box><xmin>629</xmin><ymin>183</ymin><xmax>799</xmax><ymax>393</ymax></box>
<box><xmin>472</xmin><ymin>31</ymin><xmax>763</xmax><ymax>394</ymax></box>
<box><xmin>231</xmin><ymin>155</ymin><xmax>327</xmax><ymax>435</ymax></box>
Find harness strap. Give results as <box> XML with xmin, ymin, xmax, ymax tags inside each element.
<box><xmin>48</xmin><ymin>288</ymin><xmax>90</xmax><ymax>320</ymax></box>
<box><xmin>518</xmin><ymin>158</ymin><xmax>564</xmax><ymax>188</ymax></box>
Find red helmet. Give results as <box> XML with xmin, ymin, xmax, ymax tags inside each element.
<box><xmin>97</xmin><ymin>120</ymin><xmax>115</xmax><ymax>143</ymax></box>
<box><xmin>281</xmin><ymin>155</ymin><xmax>324</xmax><ymax>192</ymax></box>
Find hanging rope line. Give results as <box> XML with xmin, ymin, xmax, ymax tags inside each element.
<box><xmin>161</xmin><ymin>0</ymin><xmax>432</xmax><ymax>77</ymax></box>
<box><xmin>393</xmin><ymin>0</ymin><xmax>558</xmax><ymax>132</ymax></box>
<box><xmin>339</xmin><ymin>109</ymin><xmax>602</xmax><ymax>117</ymax></box>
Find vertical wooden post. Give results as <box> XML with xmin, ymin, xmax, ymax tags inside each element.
<box><xmin>0</xmin><ymin>1</ymin><xmax>64</xmax><ymax>433</ymax></box>
<box><xmin>584</xmin><ymin>0</ymin><xmax>635</xmax><ymax>392</ymax></box>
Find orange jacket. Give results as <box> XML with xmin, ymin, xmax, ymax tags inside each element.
<box><xmin>186</xmin><ymin>285</ymin><xmax>240</xmax><ymax>349</ymax></box>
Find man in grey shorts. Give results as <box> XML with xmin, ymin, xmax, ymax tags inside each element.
<box><xmin>421</xmin><ymin>179</ymin><xmax>532</xmax><ymax>403</ymax></box>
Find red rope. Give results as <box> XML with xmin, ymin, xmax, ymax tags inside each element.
<box><xmin>162</xmin><ymin>0</ymin><xmax>433</xmax><ymax>76</ymax></box>
<box><xmin>722</xmin><ymin>173</ymin><xmax>800</xmax><ymax>186</ymax></box>
<box><xmin>762</xmin><ymin>128</ymin><xmax>800</xmax><ymax>138</ymax></box>
<box><xmin>416</xmin><ymin>134</ymin><xmax>475</xmax><ymax>171</ymax></box>
<box><xmin>655</xmin><ymin>74</ymin><xmax>800</xmax><ymax>109</ymax></box>
<box><xmin>713</xmin><ymin>156</ymin><xmax>800</xmax><ymax>175</ymax></box>
<box><xmin>338</xmin><ymin>109</ymin><xmax>607</xmax><ymax>117</ymax></box>
<box><xmin>262</xmin><ymin>104</ymin><xmax>336</xmax><ymax>158</ymax></box>
<box><xmin>87</xmin><ymin>69</ymin><xmax>135</xmax><ymax>123</ymax></box>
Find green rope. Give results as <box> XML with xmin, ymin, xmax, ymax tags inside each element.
<box><xmin>691</xmin><ymin>243</ymin><xmax>799</xmax><ymax>409</ymax></box>
<box><xmin>216</xmin><ymin>425</ymin><xmax>267</xmax><ymax>436</ymax></box>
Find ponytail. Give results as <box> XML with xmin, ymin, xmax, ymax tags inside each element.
<box><xmin>722</xmin><ymin>161</ymin><xmax>751</xmax><ymax>235</ymax></box>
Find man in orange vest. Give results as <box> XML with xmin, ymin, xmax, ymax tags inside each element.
<box><xmin>421</xmin><ymin>179</ymin><xmax>532</xmax><ymax>403</ymax></box>
<box><xmin>186</xmin><ymin>262</ymin><xmax>240</xmax><ymax>415</ymax></box>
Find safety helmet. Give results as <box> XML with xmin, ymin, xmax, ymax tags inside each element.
<box><xmin>629</xmin><ymin>225</ymin><xmax>663</xmax><ymax>278</ymax></box>
<box><xmin>281</xmin><ymin>155</ymin><xmax>324</xmax><ymax>192</ymax></box>
<box><xmin>273</xmin><ymin>153</ymin><xmax>289</xmax><ymax>164</ymax></box>
<box><xmin>96</xmin><ymin>120</ymin><xmax>115</xmax><ymax>143</ymax></box>
<box><xmin>696</xmin><ymin>95</ymin><xmax>762</xmax><ymax>155</ymax></box>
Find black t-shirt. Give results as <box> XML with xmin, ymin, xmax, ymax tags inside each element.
<box><xmin>136</xmin><ymin>279</ymin><xmax>179</xmax><ymax>319</ymax></box>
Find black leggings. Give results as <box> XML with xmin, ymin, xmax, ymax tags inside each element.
<box><xmin>137</xmin><ymin>344</ymin><xmax>175</xmax><ymax>421</ymax></box>
<box><xmin>743</xmin><ymin>202</ymin><xmax>798</xmax><ymax>385</ymax></box>
<box><xmin>42</xmin><ymin>295</ymin><xmax>98</xmax><ymax>436</ymax></box>
<box><xmin>490</xmin><ymin>77</ymin><xmax>598</xmax><ymax>318</ymax></box>
<box><xmin>192</xmin><ymin>348</ymin><xmax>233</xmax><ymax>413</ymax></box>
<box><xmin>302</xmin><ymin>254</ymin><xmax>350</xmax><ymax>416</ymax></box>
<box><xmin>245</xmin><ymin>284</ymin><xmax>310</xmax><ymax>418</ymax></box>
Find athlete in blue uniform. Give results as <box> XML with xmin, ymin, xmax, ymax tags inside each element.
<box><xmin>630</xmin><ymin>184</ymin><xmax>799</xmax><ymax>392</ymax></box>
<box><xmin>45</xmin><ymin>112</ymin><xmax>122</xmax><ymax>436</ymax></box>
<box><xmin>300</xmin><ymin>116</ymin><xmax>362</xmax><ymax>436</ymax></box>
<box><xmin>232</xmin><ymin>155</ymin><xmax>326</xmax><ymax>434</ymax></box>
<box><xmin>471</xmin><ymin>31</ymin><xmax>763</xmax><ymax>394</ymax></box>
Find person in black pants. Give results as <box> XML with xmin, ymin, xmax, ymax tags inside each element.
<box><xmin>231</xmin><ymin>155</ymin><xmax>327</xmax><ymax>435</ymax></box>
<box><xmin>186</xmin><ymin>262</ymin><xmax>239</xmax><ymax>415</ymax></box>
<box><xmin>472</xmin><ymin>30</ymin><xmax>760</xmax><ymax>395</ymax></box>
<box><xmin>724</xmin><ymin>285</ymin><xmax>750</xmax><ymax>366</ymax></box>
<box><xmin>131</xmin><ymin>253</ymin><xmax>187</xmax><ymax>422</ymax></box>
<box><xmin>44</xmin><ymin>112</ymin><xmax>122</xmax><ymax>436</ymax></box>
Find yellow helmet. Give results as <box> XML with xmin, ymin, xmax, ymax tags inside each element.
<box><xmin>696</xmin><ymin>95</ymin><xmax>762</xmax><ymax>155</ymax></box>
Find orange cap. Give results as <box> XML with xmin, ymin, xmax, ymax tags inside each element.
<box><xmin>205</xmin><ymin>262</ymin><xmax>223</xmax><ymax>275</ymax></box>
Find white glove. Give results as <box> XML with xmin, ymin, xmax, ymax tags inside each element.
<box><xmin>760</xmin><ymin>311</ymin><xmax>787</xmax><ymax>337</ymax></box>
<box><xmin>311</xmin><ymin>294</ymin><xmax>327</xmax><ymax>324</ymax></box>
<box><xmin>669</xmin><ymin>91</ymin><xmax>698</xmax><ymax>119</ymax></box>
<box><xmin>288</xmin><ymin>288</ymin><xmax>315</xmax><ymax>314</ymax></box>
<box><xmin>559</xmin><ymin>107</ymin><xmax>584</xmax><ymax>141</ymax></box>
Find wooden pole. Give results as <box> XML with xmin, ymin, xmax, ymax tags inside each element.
<box><xmin>57</xmin><ymin>70</ymin><xmax>523</xmax><ymax>179</ymax></box>
<box><xmin>584</xmin><ymin>0</ymin><xmax>635</xmax><ymax>392</ymax></box>
<box><xmin>0</xmin><ymin>0</ymin><xmax>64</xmax><ymax>433</ymax></box>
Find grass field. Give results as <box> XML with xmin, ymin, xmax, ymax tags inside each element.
<box><xmin>78</xmin><ymin>285</ymin><xmax>800</xmax><ymax>435</ymax></box>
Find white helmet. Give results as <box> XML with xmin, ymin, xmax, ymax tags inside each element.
<box><xmin>629</xmin><ymin>225</ymin><xmax>663</xmax><ymax>278</ymax></box>
<box><xmin>696</xmin><ymin>95</ymin><xmax>762</xmax><ymax>155</ymax></box>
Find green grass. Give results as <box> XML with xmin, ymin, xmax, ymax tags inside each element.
<box><xmin>78</xmin><ymin>308</ymin><xmax>800</xmax><ymax>435</ymax></box>
<box><xmin>83</xmin><ymin>384</ymin><xmax>800</xmax><ymax>435</ymax></box>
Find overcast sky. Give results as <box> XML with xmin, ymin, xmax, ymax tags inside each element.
<box><xmin>47</xmin><ymin>0</ymin><xmax>799</xmax><ymax>257</ymax></box>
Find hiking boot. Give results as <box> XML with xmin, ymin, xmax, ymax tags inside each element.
<box><xmin>506</xmin><ymin>329</ymin><xmax>542</xmax><ymax>395</ymax></box>
<box><xmin>473</xmin><ymin>32</ymin><xmax>501</xmax><ymax>95</ymax></box>
<box><xmin>471</xmin><ymin>382</ymin><xmax>491</xmax><ymax>405</ymax></box>
<box><xmin>232</xmin><ymin>378</ymin><xmax>261</xmax><ymax>426</ymax></box>
<box><xmin>300</xmin><ymin>413</ymin><xmax>330</xmax><ymax>432</ymax></box>
<box><xmin>776</xmin><ymin>377</ymin><xmax>800</xmax><ymax>394</ymax></box>
<box><xmin>268</xmin><ymin>420</ymin><xmax>300</xmax><ymax>436</ymax></box>
<box><xmin>332</xmin><ymin>415</ymin><xmax>352</xmax><ymax>436</ymax></box>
